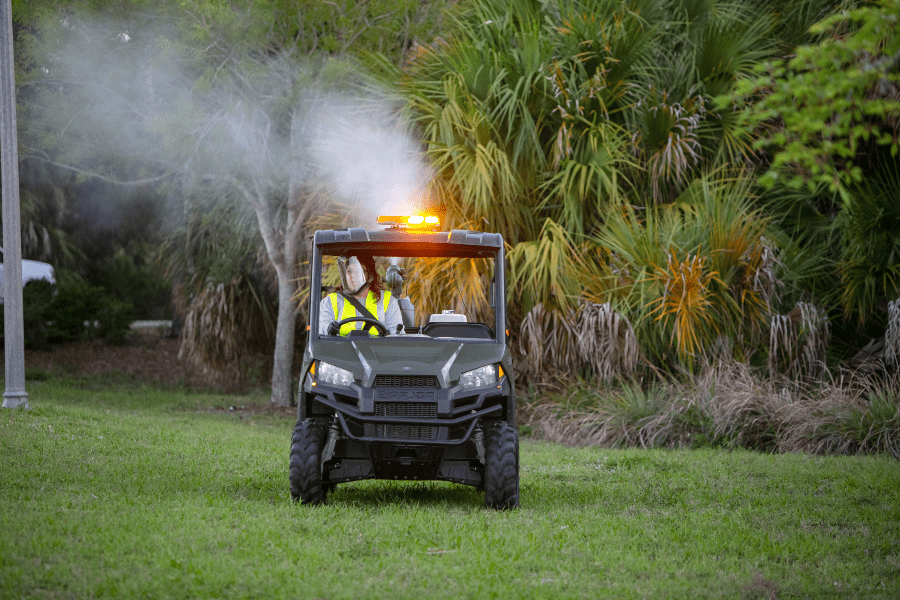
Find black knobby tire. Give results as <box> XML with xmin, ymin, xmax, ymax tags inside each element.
<box><xmin>483</xmin><ymin>421</ymin><xmax>520</xmax><ymax>509</ymax></box>
<box><xmin>289</xmin><ymin>419</ymin><xmax>327</xmax><ymax>505</ymax></box>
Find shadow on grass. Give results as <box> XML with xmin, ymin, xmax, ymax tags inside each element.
<box><xmin>327</xmin><ymin>480</ymin><xmax>486</xmax><ymax>509</ymax></box>
<box><xmin>228</xmin><ymin>471</ymin><xmax>602</xmax><ymax>511</ymax></box>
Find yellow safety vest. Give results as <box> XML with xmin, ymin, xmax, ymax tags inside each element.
<box><xmin>330</xmin><ymin>291</ymin><xmax>392</xmax><ymax>336</ymax></box>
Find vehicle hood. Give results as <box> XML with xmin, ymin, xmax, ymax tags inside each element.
<box><xmin>309</xmin><ymin>335</ymin><xmax>505</xmax><ymax>388</ymax></box>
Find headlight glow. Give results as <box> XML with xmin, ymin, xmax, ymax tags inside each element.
<box><xmin>459</xmin><ymin>364</ymin><xmax>497</xmax><ymax>390</ymax></box>
<box><xmin>317</xmin><ymin>361</ymin><xmax>354</xmax><ymax>386</ymax></box>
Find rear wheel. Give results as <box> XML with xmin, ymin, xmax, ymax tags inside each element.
<box><xmin>483</xmin><ymin>421</ymin><xmax>519</xmax><ymax>509</ymax></box>
<box><xmin>290</xmin><ymin>419</ymin><xmax>327</xmax><ymax>505</ymax></box>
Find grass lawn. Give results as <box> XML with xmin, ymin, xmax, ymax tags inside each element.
<box><xmin>1</xmin><ymin>374</ymin><xmax>898</xmax><ymax>599</ymax></box>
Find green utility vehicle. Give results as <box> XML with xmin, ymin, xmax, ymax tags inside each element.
<box><xmin>291</xmin><ymin>221</ymin><xmax>518</xmax><ymax>509</ymax></box>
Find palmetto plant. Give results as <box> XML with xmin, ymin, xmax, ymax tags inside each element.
<box><xmin>516</xmin><ymin>300</ymin><xmax>640</xmax><ymax>384</ymax></box>
<box><xmin>837</xmin><ymin>163</ymin><xmax>900</xmax><ymax>323</ymax></box>
<box><xmin>507</xmin><ymin>218</ymin><xmax>582</xmax><ymax>315</ymax></box>
<box><xmin>588</xmin><ymin>171</ymin><xmax>772</xmax><ymax>368</ymax></box>
<box><xmin>517</xmin><ymin>302</ymin><xmax>580</xmax><ymax>382</ymax></box>
<box><xmin>373</xmin><ymin>0</ymin><xmax>801</xmax><ymax>383</ymax></box>
<box><xmin>632</xmin><ymin>88</ymin><xmax>705</xmax><ymax>203</ymax></box>
<box><xmin>577</xmin><ymin>302</ymin><xmax>640</xmax><ymax>381</ymax></box>
<box><xmin>164</xmin><ymin>196</ymin><xmax>277</xmax><ymax>383</ymax></box>
<box><xmin>176</xmin><ymin>272</ymin><xmax>276</xmax><ymax>385</ymax></box>
<box><xmin>650</xmin><ymin>252</ymin><xmax>721</xmax><ymax>364</ymax></box>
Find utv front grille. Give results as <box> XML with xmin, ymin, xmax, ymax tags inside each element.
<box><xmin>375</xmin><ymin>402</ymin><xmax>437</xmax><ymax>418</ymax></box>
<box><xmin>376</xmin><ymin>425</ymin><xmax>439</xmax><ymax>440</ymax></box>
<box><xmin>371</xmin><ymin>444</ymin><xmax>443</xmax><ymax>463</ymax></box>
<box><xmin>374</xmin><ymin>375</ymin><xmax>439</xmax><ymax>388</ymax></box>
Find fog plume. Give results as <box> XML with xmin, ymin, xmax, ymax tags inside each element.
<box><xmin>26</xmin><ymin>12</ymin><xmax>433</xmax><ymax>234</ymax></box>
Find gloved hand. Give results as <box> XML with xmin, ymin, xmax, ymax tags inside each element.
<box><xmin>327</xmin><ymin>322</ymin><xmax>341</xmax><ymax>336</ymax></box>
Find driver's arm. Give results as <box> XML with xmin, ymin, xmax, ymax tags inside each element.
<box><xmin>384</xmin><ymin>297</ymin><xmax>405</xmax><ymax>335</ymax></box>
<box><xmin>318</xmin><ymin>296</ymin><xmax>336</xmax><ymax>335</ymax></box>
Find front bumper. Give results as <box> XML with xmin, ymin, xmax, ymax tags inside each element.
<box><xmin>304</xmin><ymin>378</ymin><xmax>508</xmax><ymax>445</ymax></box>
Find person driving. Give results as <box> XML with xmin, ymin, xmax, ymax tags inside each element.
<box><xmin>318</xmin><ymin>253</ymin><xmax>405</xmax><ymax>336</ymax></box>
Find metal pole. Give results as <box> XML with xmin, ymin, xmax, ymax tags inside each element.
<box><xmin>1</xmin><ymin>0</ymin><xmax>29</xmax><ymax>409</ymax></box>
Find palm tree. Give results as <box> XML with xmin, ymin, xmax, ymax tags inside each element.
<box><xmin>376</xmin><ymin>0</ymin><xmax>787</xmax><ymax>381</ymax></box>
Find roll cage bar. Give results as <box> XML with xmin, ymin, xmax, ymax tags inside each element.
<box><xmin>308</xmin><ymin>228</ymin><xmax>506</xmax><ymax>341</ymax></box>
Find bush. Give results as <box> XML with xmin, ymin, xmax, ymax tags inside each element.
<box><xmin>22</xmin><ymin>280</ymin><xmax>56</xmax><ymax>350</ymax></box>
<box><xmin>43</xmin><ymin>279</ymin><xmax>104</xmax><ymax>343</ymax></box>
<box><xmin>96</xmin><ymin>297</ymin><xmax>136</xmax><ymax>344</ymax></box>
<box><xmin>5</xmin><ymin>276</ymin><xmax>136</xmax><ymax>348</ymax></box>
<box><xmin>94</xmin><ymin>248</ymin><xmax>171</xmax><ymax>320</ymax></box>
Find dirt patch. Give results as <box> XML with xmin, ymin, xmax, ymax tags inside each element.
<box><xmin>9</xmin><ymin>329</ymin><xmax>210</xmax><ymax>389</ymax></box>
<box><xmin>1</xmin><ymin>329</ymin><xmax>300</xmax><ymax>418</ymax></box>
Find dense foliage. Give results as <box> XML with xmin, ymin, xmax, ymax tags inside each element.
<box><xmin>10</xmin><ymin>0</ymin><xmax>445</xmax><ymax>403</ymax></box>
<box><xmin>738</xmin><ymin>0</ymin><xmax>900</xmax><ymax>328</ymax></box>
<box><xmin>10</xmin><ymin>0</ymin><xmax>900</xmax><ymax>392</ymax></box>
<box><xmin>375</xmin><ymin>0</ymin><xmax>898</xmax><ymax>381</ymax></box>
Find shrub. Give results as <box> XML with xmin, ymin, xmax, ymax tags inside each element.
<box><xmin>43</xmin><ymin>279</ymin><xmax>105</xmax><ymax>342</ymax></box>
<box><xmin>7</xmin><ymin>275</ymin><xmax>136</xmax><ymax>347</ymax></box>
<box><xmin>95</xmin><ymin>248</ymin><xmax>171</xmax><ymax>320</ymax></box>
<box><xmin>22</xmin><ymin>280</ymin><xmax>56</xmax><ymax>350</ymax></box>
<box><xmin>96</xmin><ymin>297</ymin><xmax>136</xmax><ymax>344</ymax></box>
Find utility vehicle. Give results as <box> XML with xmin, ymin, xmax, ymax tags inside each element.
<box><xmin>290</xmin><ymin>217</ymin><xmax>518</xmax><ymax>509</ymax></box>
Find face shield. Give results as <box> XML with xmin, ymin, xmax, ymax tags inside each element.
<box><xmin>337</xmin><ymin>256</ymin><xmax>370</xmax><ymax>296</ymax></box>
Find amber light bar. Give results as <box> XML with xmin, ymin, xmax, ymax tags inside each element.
<box><xmin>377</xmin><ymin>215</ymin><xmax>440</xmax><ymax>229</ymax></box>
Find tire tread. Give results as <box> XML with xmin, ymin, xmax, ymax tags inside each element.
<box><xmin>289</xmin><ymin>419</ymin><xmax>327</xmax><ymax>505</ymax></box>
<box><xmin>483</xmin><ymin>421</ymin><xmax>519</xmax><ymax>509</ymax></box>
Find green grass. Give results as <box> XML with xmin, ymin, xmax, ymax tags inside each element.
<box><xmin>1</xmin><ymin>375</ymin><xmax>899</xmax><ymax>599</ymax></box>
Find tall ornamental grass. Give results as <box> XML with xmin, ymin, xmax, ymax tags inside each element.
<box><xmin>523</xmin><ymin>363</ymin><xmax>900</xmax><ymax>458</ymax></box>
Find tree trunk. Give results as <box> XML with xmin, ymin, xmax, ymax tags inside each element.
<box><xmin>270</xmin><ymin>262</ymin><xmax>297</xmax><ymax>406</ymax></box>
<box><xmin>237</xmin><ymin>178</ymin><xmax>301</xmax><ymax>408</ymax></box>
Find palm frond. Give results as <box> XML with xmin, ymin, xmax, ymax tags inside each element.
<box><xmin>768</xmin><ymin>301</ymin><xmax>831</xmax><ymax>379</ymax></box>
<box><xmin>650</xmin><ymin>251</ymin><xmax>721</xmax><ymax>365</ymax></box>
<box><xmin>507</xmin><ymin>218</ymin><xmax>582</xmax><ymax>314</ymax></box>
<box><xmin>576</xmin><ymin>302</ymin><xmax>640</xmax><ymax>381</ymax></box>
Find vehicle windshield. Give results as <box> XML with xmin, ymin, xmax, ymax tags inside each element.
<box><xmin>320</xmin><ymin>253</ymin><xmax>496</xmax><ymax>331</ymax></box>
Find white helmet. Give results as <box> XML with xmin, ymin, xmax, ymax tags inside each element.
<box><xmin>337</xmin><ymin>256</ymin><xmax>371</xmax><ymax>296</ymax></box>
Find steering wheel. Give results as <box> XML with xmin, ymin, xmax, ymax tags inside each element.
<box><xmin>330</xmin><ymin>316</ymin><xmax>389</xmax><ymax>337</ymax></box>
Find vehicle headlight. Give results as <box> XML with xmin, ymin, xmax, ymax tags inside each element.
<box><xmin>459</xmin><ymin>364</ymin><xmax>497</xmax><ymax>390</ymax></box>
<box><xmin>316</xmin><ymin>361</ymin><xmax>354</xmax><ymax>387</ymax></box>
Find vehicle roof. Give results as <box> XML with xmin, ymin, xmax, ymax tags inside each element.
<box><xmin>313</xmin><ymin>228</ymin><xmax>504</xmax><ymax>258</ymax></box>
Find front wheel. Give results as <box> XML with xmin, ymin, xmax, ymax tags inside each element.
<box><xmin>290</xmin><ymin>419</ymin><xmax>327</xmax><ymax>505</ymax></box>
<box><xmin>483</xmin><ymin>421</ymin><xmax>519</xmax><ymax>509</ymax></box>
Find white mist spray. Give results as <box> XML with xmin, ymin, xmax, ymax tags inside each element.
<box><xmin>309</xmin><ymin>96</ymin><xmax>433</xmax><ymax>226</ymax></box>
<box><xmin>28</xmin><ymin>12</ymin><xmax>433</xmax><ymax>236</ymax></box>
